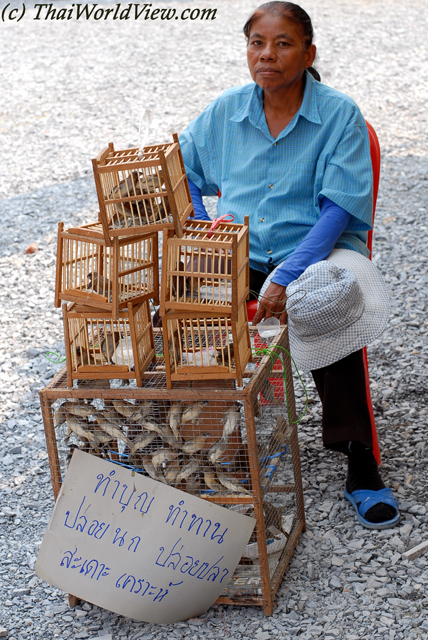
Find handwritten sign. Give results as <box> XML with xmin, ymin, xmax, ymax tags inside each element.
<box><xmin>35</xmin><ymin>450</ymin><xmax>255</xmax><ymax>623</ymax></box>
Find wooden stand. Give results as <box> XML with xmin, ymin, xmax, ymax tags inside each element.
<box><xmin>92</xmin><ymin>133</ymin><xmax>193</xmax><ymax>243</ymax></box>
<box><xmin>39</xmin><ymin>327</ymin><xmax>305</xmax><ymax>615</ymax></box>
<box><xmin>54</xmin><ymin>222</ymin><xmax>158</xmax><ymax>320</ymax></box>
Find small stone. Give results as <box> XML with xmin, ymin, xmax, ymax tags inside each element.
<box><xmin>330</xmin><ymin>577</ymin><xmax>342</xmax><ymax>589</ymax></box>
<box><xmin>25</xmin><ymin>242</ymin><xmax>38</xmax><ymax>254</ymax></box>
<box><xmin>12</xmin><ymin>588</ymin><xmax>30</xmax><ymax>597</ymax></box>
<box><xmin>0</xmin><ymin>629</ymin><xmax>8</xmax><ymax>638</ymax></box>
<box><xmin>402</xmin><ymin>540</ymin><xmax>428</xmax><ymax>560</ymax></box>
<box><xmin>409</xmin><ymin>504</ymin><xmax>426</xmax><ymax>516</ymax></box>
<box><xmin>10</xmin><ymin>446</ymin><xmax>22</xmax><ymax>455</ymax></box>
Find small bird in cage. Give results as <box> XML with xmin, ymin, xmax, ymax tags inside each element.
<box><xmin>109</xmin><ymin>171</ymin><xmax>169</xmax><ymax>229</ymax></box>
<box><xmin>169</xmin><ymin>261</ymin><xmax>192</xmax><ymax>301</ymax></box>
<box><xmin>175</xmin><ymin>457</ymin><xmax>201</xmax><ymax>483</ymax></box>
<box><xmin>77</xmin><ymin>377</ymin><xmax>111</xmax><ymax>390</ymax></box>
<box><xmin>54</xmin><ymin>404</ymin><xmax>70</xmax><ymax>428</ymax></box>
<box><xmin>260</xmin><ymin>378</ymin><xmax>282</xmax><ymax>405</ymax></box>
<box><xmin>180</xmin><ymin>431</ymin><xmax>212</xmax><ymax>455</ymax></box>
<box><xmin>66</xmin><ymin>416</ymin><xmax>112</xmax><ymax>449</ymax></box>
<box><xmin>168</xmin><ymin>327</ymin><xmax>183</xmax><ymax>367</ymax></box>
<box><xmin>203</xmin><ymin>469</ymin><xmax>227</xmax><ymax>494</ymax></box>
<box><xmin>75</xmin><ymin>346</ymin><xmax>97</xmax><ymax>367</ymax></box>
<box><xmin>216</xmin><ymin>343</ymin><xmax>235</xmax><ymax>366</ymax></box>
<box><xmin>222</xmin><ymin>403</ymin><xmax>241</xmax><ymax>439</ymax></box>
<box><xmin>101</xmin><ymin>332</ymin><xmax>121</xmax><ymax>364</ymax></box>
<box><xmin>60</xmin><ymin>401</ymin><xmax>95</xmax><ymax>419</ymax></box>
<box><xmin>167</xmin><ymin>401</ymin><xmax>182</xmax><ymax>440</ymax></box>
<box><xmin>132</xmin><ymin>400</ymin><xmax>155</xmax><ymax>422</ymax></box>
<box><xmin>94</xmin><ymin>415</ymin><xmax>130</xmax><ymax>447</ymax></box>
<box><xmin>152</xmin><ymin>447</ymin><xmax>180</xmax><ymax>473</ymax></box>
<box><xmin>86</xmin><ymin>272</ymin><xmax>113</xmax><ymax>301</ymax></box>
<box><xmin>139</xmin><ymin>417</ymin><xmax>167</xmax><ymax>437</ymax></box>
<box><xmin>128</xmin><ymin>431</ymin><xmax>158</xmax><ymax>454</ymax></box>
<box><xmin>217</xmin><ymin>471</ymin><xmax>252</xmax><ymax>495</ymax></box>
<box><xmin>185</xmin><ymin>474</ymin><xmax>203</xmax><ymax>494</ymax></box>
<box><xmin>263</xmin><ymin>501</ymin><xmax>290</xmax><ymax>540</ymax></box>
<box><xmin>102</xmin><ymin>407</ymin><xmax>128</xmax><ymax>428</ymax></box>
<box><xmin>111</xmin><ymin>399</ymin><xmax>138</xmax><ymax>419</ymax></box>
<box><xmin>180</xmin><ymin>400</ymin><xmax>209</xmax><ymax>425</ymax></box>
<box><xmin>164</xmin><ymin>458</ymin><xmax>182</xmax><ymax>485</ymax></box>
<box><xmin>142</xmin><ymin>454</ymin><xmax>167</xmax><ymax>483</ymax></box>
<box><xmin>207</xmin><ymin>435</ymin><xmax>229</xmax><ymax>465</ymax></box>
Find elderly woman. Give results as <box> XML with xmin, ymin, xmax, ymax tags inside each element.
<box><xmin>179</xmin><ymin>1</ymin><xmax>399</xmax><ymax>529</ymax></box>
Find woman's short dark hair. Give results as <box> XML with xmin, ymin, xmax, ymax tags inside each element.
<box><xmin>243</xmin><ymin>2</ymin><xmax>321</xmax><ymax>82</ymax></box>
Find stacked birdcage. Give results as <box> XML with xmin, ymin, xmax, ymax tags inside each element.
<box><xmin>159</xmin><ymin>216</ymin><xmax>252</xmax><ymax>388</ymax></box>
<box><xmin>54</xmin><ymin>133</ymin><xmax>195</xmax><ymax>387</ymax></box>
<box><xmin>42</xmin><ymin>133</ymin><xmax>306</xmax><ymax>615</ymax></box>
<box><xmin>39</xmin><ymin>327</ymin><xmax>305</xmax><ymax>615</ymax></box>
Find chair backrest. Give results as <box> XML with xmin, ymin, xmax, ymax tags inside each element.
<box><xmin>365</xmin><ymin>120</ymin><xmax>381</xmax><ymax>259</ymax></box>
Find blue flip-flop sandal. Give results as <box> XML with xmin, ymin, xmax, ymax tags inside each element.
<box><xmin>344</xmin><ymin>487</ymin><xmax>400</xmax><ymax>530</ymax></box>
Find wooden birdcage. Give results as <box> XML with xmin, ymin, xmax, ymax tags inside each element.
<box><xmin>162</xmin><ymin>303</ymin><xmax>252</xmax><ymax>389</ymax></box>
<box><xmin>62</xmin><ymin>300</ymin><xmax>156</xmax><ymax>387</ymax></box>
<box><xmin>92</xmin><ymin>133</ymin><xmax>193</xmax><ymax>243</ymax></box>
<box><xmin>39</xmin><ymin>327</ymin><xmax>305</xmax><ymax>616</ymax></box>
<box><xmin>160</xmin><ymin>217</ymin><xmax>249</xmax><ymax>317</ymax></box>
<box><xmin>54</xmin><ymin>222</ymin><xmax>158</xmax><ymax>319</ymax></box>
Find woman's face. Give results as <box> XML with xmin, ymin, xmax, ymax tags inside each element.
<box><xmin>246</xmin><ymin>13</ymin><xmax>316</xmax><ymax>95</ymax></box>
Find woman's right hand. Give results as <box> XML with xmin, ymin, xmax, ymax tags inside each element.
<box><xmin>252</xmin><ymin>282</ymin><xmax>288</xmax><ymax>325</ymax></box>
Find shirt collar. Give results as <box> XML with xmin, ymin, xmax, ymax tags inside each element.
<box><xmin>298</xmin><ymin>71</ymin><xmax>322</xmax><ymax>125</ymax></box>
<box><xmin>230</xmin><ymin>70</ymin><xmax>322</xmax><ymax>129</ymax></box>
<box><xmin>230</xmin><ymin>83</ymin><xmax>265</xmax><ymax>127</ymax></box>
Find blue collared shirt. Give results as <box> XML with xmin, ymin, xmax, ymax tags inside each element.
<box><xmin>179</xmin><ymin>71</ymin><xmax>373</xmax><ymax>274</ymax></box>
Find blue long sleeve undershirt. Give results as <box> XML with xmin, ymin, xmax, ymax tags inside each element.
<box><xmin>187</xmin><ymin>178</ymin><xmax>351</xmax><ymax>287</ymax></box>
<box><xmin>188</xmin><ymin>178</ymin><xmax>211</xmax><ymax>221</ymax></box>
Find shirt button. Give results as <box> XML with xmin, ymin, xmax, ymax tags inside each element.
<box><xmin>260</xmin><ymin>218</ymin><xmax>265</xmax><ymax>222</ymax></box>
<box><xmin>267</xmin><ymin>249</ymin><xmax>272</xmax><ymax>255</ymax></box>
<box><xmin>273</xmin><ymin>142</ymin><xmax>277</xmax><ymax>146</ymax></box>
<box><xmin>268</xmin><ymin>184</ymin><xmax>274</xmax><ymax>189</ymax></box>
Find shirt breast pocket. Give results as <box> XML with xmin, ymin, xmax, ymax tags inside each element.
<box><xmin>284</xmin><ymin>161</ymin><xmax>317</xmax><ymax>200</ymax></box>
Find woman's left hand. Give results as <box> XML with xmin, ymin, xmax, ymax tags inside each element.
<box><xmin>252</xmin><ymin>282</ymin><xmax>288</xmax><ymax>325</ymax></box>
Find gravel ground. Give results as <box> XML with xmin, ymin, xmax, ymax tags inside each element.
<box><xmin>1</xmin><ymin>0</ymin><xmax>428</xmax><ymax>638</ymax></box>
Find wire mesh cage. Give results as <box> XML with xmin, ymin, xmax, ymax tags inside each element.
<box><xmin>39</xmin><ymin>327</ymin><xmax>305</xmax><ymax>615</ymax></box>
<box><xmin>160</xmin><ymin>217</ymin><xmax>249</xmax><ymax>317</ymax></box>
<box><xmin>161</xmin><ymin>303</ymin><xmax>252</xmax><ymax>388</ymax></box>
<box><xmin>62</xmin><ymin>300</ymin><xmax>156</xmax><ymax>387</ymax></box>
<box><xmin>54</xmin><ymin>222</ymin><xmax>159</xmax><ymax>319</ymax></box>
<box><xmin>92</xmin><ymin>133</ymin><xmax>193</xmax><ymax>242</ymax></box>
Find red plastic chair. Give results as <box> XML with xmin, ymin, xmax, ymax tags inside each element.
<box><xmin>363</xmin><ymin>120</ymin><xmax>381</xmax><ymax>464</ymax></box>
<box><xmin>246</xmin><ymin>120</ymin><xmax>382</xmax><ymax>462</ymax></box>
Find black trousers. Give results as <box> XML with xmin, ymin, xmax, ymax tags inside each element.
<box><xmin>250</xmin><ymin>268</ymin><xmax>373</xmax><ymax>451</ymax></box>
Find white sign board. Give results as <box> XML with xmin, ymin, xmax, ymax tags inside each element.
<box><xmin>36</xmin><ymin>450</ymin><xmax>255</xmax><ymax>623</ymax></box>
